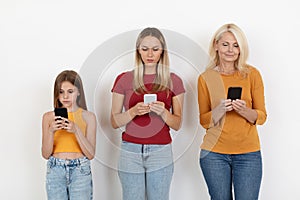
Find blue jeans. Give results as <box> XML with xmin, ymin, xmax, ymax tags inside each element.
<box><xmin>200</xmin><ymin>150</ymin><xmax>262</xmax><ymax>200</ymax></box>
<box><xmin>118</xmin><ymin>141</ymin><xmax>174</xmax><ymax>200</ymax></box>
<box><xmin>46</xmin><ymin>156</ymin><xmax>93</xmax><ymax>200</ymax></box>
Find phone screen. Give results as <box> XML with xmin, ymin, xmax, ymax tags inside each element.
<box><xmin>54</xmin><ymin>107</ymin><xmax>68</xmax><ymax>119</ymax></box>
<box><xmin>144</xmin><ymin>94</ymin><xmax>157</xmax><ymax>104</ymax></box>
<box><xmin>227</xmin><ymin>87</ymin><xmax>242</xmax><ymax>100</ymax></box>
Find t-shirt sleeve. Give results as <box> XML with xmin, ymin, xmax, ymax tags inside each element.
<box><xmin>111</xmin><ymin>72</ymin><xmax>127</xmax><ymax>94</ymax></box>
<box><xmin>171</xmin><ymin>73</ymin><xmax>185</xmax><ymax>96</ymax></box>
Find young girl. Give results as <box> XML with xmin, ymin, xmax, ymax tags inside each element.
<box><xmin>42</xmin><ymin>70</ymin><xmax>96</xmax><ymax>200</ymax></box>
<box><xmin>111</xmin><ymin>27</ymin><xmax>185</xmax><ymax>200</ymax></box>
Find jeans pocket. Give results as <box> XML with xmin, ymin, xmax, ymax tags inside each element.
<box><xmin>80</xmin><ymin>163</ymin><xmax>91</xmax><ymax>176</ymax></box>
<box><xmin>200</xmin><ymin>149</ymin><xmax>211</xmax><ymax>159</ymax></box>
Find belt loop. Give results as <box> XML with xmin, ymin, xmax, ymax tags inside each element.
<box><xmin>53</xmin><ymin>157</ymin><xmax>56</xmax><ymax>165</ymax></box>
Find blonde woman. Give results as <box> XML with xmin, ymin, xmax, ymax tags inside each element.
<box><xmin>198</xmin><ymin>23</ymin><xmax>267</xmax><ymax>200</ymax></box>
<box><xmin>111</xmin><ymin>27</ymin><xmax>185</xmax><ymax>200</ymax></box>
<box><xmin>42</xmin><ymin>70</ymin><xmax>96</xmax><ymax>200</ymax></box>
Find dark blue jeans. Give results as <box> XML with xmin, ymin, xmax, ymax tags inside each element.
<box><xmin>200</xmin><ymin>150</ymin><xmax>262</xmax><ymax>200</ymax></box>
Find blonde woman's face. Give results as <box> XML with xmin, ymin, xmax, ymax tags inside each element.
<box><xmin>58</xmin><ymin>81</ymin><xmax>79</xmax><ymax>108</ymax></box>
<box><xmin>138</xmin><ymin>36</ymin><xmax>163</xmax><ymax>67</ymax></box>
<box><xmin>215</xmin><ymin>32</ymin><xmax>240</xmax><ymax>63</ymax></box>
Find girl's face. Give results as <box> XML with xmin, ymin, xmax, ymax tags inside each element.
<box><xmin>58</xmin><ymin>81</ymin><xmax>79</xmax><ymax>109</ymax></box>
<box><xmin>215</xmin><ymin>31</ymin><xmax>240</xmax><ymax>64</ymax></box>
<box><xmin>138</xmin><ymin>36</ymin><xmax>163</xmax><ymax>67</ymax></box>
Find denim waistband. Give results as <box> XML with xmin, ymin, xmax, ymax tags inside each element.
<box><xmin>48</xmin><ymin>156</ymin><xmax>89</xmax><ymax>166</ymax></box>
<box><xmin>121</xmin><ymin>141</ymin><xmax>172</xmax><ymax>154</ymax></box>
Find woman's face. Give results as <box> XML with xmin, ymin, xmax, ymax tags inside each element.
<box><xmin>58</xmin><ymin>81</ymin><xmax>79</xmax><ymax>108</ymax></box>
<box><xmin>138</xmin><ymin>36</ymin><xmax>163</xmax><ymax>67</ymax></box>
<box><xmin>215</xmin><ymin>31</ymin><xmax>240</xmax><ymax>64</ymax></box>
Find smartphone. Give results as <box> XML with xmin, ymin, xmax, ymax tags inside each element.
<box><xmin>227</xmin><ymin>87</ymin><xmax>242</xmax><ymax>100</ymax></box>
<box><xmin>144</xmin><ymin>94</ymin><xmax>157</xmax><ymax>104</ymax></box>
<box><xmin>54</xmin><ymin>107</ymin><xmax>68</xmax><ymax>119</ymax></box>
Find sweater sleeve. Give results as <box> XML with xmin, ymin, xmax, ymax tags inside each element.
<box><xmin>250</xmin><ymin>68</ymin><xmax>267</xmax><ymax>125</ymax></box>
<box><xmin>197</xmin><ymin>74</ymin><xmax>213</xmax><ymax>129</ymax></box>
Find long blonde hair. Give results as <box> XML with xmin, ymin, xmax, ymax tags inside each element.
<box><xmin>207</xmin><ymin>23</ymin><xmax>250</xmax><ymax>76</ymax></box>
<box><xmin>133</xmin><ymin>27</ymin><xmax>171</xmax><ymax>93</ymax></box>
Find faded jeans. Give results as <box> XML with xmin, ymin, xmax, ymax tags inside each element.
<box><xmin>46</xmin><ymin>156</ymin><xmax>93</xmax><ymax>200</ymax></box>
<box><xmin>118</xmin><ymin>141</ymin><xmax>174</xmax><ymax>200</ymax></box>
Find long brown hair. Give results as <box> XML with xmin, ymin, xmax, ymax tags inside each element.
<box><xmin>53</xmin><ymin>70</ymin><xmax>87</xmax><ymax>110</ymax></box>
<box><xmin>133</xmin><ymin>27</ymin><xmax>171</xmax><ymax>93</ymax></box>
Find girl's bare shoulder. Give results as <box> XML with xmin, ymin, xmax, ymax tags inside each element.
<box><xmin>81</xmin><ymin>110</ymin><xmax>96</xmax><ymax>123</ymax></box>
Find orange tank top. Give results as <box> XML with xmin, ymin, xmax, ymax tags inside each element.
<box><xmin>53</xmin><ymin>108</ymin><xmax>87</xmax><ymax>153</ymax></box>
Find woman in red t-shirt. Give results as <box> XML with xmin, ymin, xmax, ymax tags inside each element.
<box><xmin>111</xmin><ymin>27</ymin><xmax>185</xmax><ymax>200</ymax></box>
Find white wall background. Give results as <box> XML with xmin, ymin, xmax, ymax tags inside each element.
<box><xmin>1</xmin><ymin>0</ymin><xmax>299</xmax><ymax>199</ymax></box>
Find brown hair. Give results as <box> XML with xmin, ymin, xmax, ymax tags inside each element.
<box><xmin>53</xmin><ymin>70</ymin><xmax>87</xmax><ymax>110</ymax></box>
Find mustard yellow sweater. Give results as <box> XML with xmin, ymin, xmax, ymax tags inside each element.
<box><xmin>197</xmin><ymin>66</ymin><xmax>267</xmax><ymax>154</ymax></box>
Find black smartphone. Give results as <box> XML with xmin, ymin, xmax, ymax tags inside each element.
<box><xmin>227</xmin><ymin>87</ymin><xmax>242</xmax><ymax>100</ymax></box>
<box><xmin>54</xmin><ymin>107</ymin><xmax>68</xmax><ymax>119</ymax></box>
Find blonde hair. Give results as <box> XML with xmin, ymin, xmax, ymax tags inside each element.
<box><xmin>207</xmin><ymin>23</ymin><xmax>250</xmax><ymax>76</ymax></box>
<box><xmin>133</xmin><ymin>27</ymin><xmax>171</xmax><ymax>93</ymax></box>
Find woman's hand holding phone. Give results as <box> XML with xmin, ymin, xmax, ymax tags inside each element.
<box><xmin>211</xmin><ymin>99</ymin><xmax>233</xmax><ymax>125</ymax></box>
<box><xmin>149</xmin><ymin>101</ymin><xmax>165</xmax><ymax>116</ymax></box>
<box><xmin>231</xmin><ymin>99</ymin><xmax>247</xmax><ymax>114</ymax></box>
<box><xmin>143</xmin><ymin>93</ymin><xmax>166</xmax><ymax>115</ymax></box>
<box><xmin>130</xmin><ymin>102</ymin><xmax>151</xmax><ymax>116</ymax></box>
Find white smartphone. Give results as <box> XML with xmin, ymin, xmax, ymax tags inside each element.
<box><xmin>143</xmin><ymin>94</ymin><xmax>157</xmax><ymax>104</ymax></box>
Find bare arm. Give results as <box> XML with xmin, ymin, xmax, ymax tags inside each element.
<box><xmin>110</xmin><ymin>92</ymin><xmax>150</xmax><ymax>129</ymax></box>
<box><xmin>41</xmin><ymin>112</ymin><xmax>55</xmax><ymax>159</ymax></box>
<box><xmin>65</xmin><ymin>111</ymin><xmax>97</xmax><ymax>160</ymax></box>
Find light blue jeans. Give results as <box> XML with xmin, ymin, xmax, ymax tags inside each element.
<box><xmin>118</xmin><ymin>141</ymin><xmax>174</xmax><ymax>200</ymax></box>
<box><xmin>200</xmin><ymin>150</ymin><xmax>262</xmax><ymax>200</ymax></box>
<box><xmin>46</xmin><ymin>156</ymin><xmax>93</xmax><ymax>200</ymax></box>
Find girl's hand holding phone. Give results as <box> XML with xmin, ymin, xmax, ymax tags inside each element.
<box><xmin>51</xmin><ymin>116</ymin><xmax>71</xmax><ymax>132</ymax></box>
<box><xmin>63</xmin><ymin>119</ymin><xmax>78</xmax><ymax>134</ymax></box>
<box><xmin>49</xmin><ymin>116</ymin><xmax>63</xmax><ymax>133</ymax></box>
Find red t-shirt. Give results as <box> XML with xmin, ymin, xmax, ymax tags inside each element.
<box><xmin>111</xmin><ymin>71</ymin><xmax>185</xmax><ymax>144</ymax></box>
